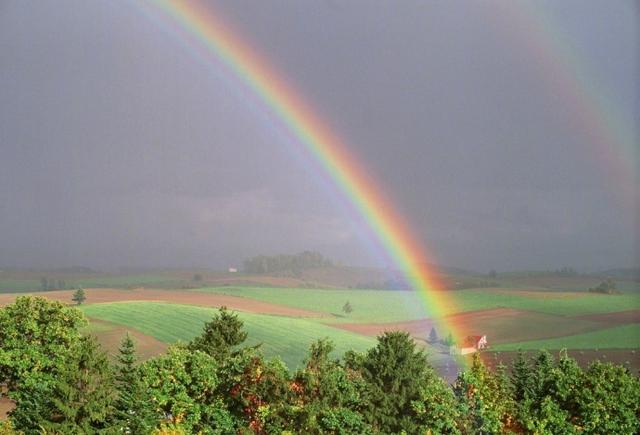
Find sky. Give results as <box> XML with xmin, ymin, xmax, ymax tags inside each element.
<box><xmin>0</xmin><ymin>0</ymin><xmax>637</xmax><ymax>272</ymax></box>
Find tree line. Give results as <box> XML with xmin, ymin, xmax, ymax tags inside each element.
<box><xmin>243</xmin><ymin>251</ymin><xmax>333</xmax><ymax>276</ymax></box>
<box><xmin>0</xmin><ymin>296</ymin><xmax>638</xmax><ymax>434</ymax></box>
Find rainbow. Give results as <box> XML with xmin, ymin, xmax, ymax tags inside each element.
<box><xmin>139</xmin><ymin>0</ymin><xmax>461</xmax><ymax>337</ymax></box>
<box><xmin>492</xmin><ymin>2</ymin><xmax>638</xmax><ymax>207</ymax></box>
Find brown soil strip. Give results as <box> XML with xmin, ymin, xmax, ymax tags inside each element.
<box><xmin>331</xmin><ymin>308</ymin><xmax>603</xmax><ymax>345</ymax></box>
<box><xmin>86</xmin><ymin>319</ymin><xmax>168</xmax><ymax>361</ymax></box>
<box><xmin>576</xmin><ymin>310</ymin><xmax>640</xmax><ymax>325</ymax></box>
<box><xmin>0</xmin><ymin>288</ymin><xmax>324</xmax><ymax>318</ymax></box>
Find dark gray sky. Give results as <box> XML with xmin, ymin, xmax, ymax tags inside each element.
<box><xmin>0</xmin><ymin>0</ymin><xmax>637</xmax><ymax>272</ymax></box>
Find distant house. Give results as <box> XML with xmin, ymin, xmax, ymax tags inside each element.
<box><xmin>450</xmin><ymin>335</ymin><xmax>487</xmax><ymax>355</ymax></box>
<box><xmin>228</xmin><ymin>267</ymin><xmax>238</xmax><ymax>273</ymax></box>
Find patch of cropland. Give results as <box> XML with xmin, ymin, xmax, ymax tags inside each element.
<box><xmin>82</xmin><ymin>302</ymin><xmax>377</xmax><ymax>369</ymax></box>
<box><xmin>82</xmin><ymin>319</ymin><xmax>168</xmax><ymax>361</ymax></box>
<box><xmin>492</xmin><ymin>324</ymin><xmax>640</xmax><ymax>351</ymax></box>
<box><xmin>450</xmin><ymin>288</ymin><xmax>640</xmax><ymax>316</ymax></box>
<box><xmin>198</xmin><ymin>286</ymin><xmax>640</xmax><ymax>320</ymax></box>
<box><xmin>333</xmin><ymin>308</ymin><xmax>605</xmax><ymax>345</ymax></box>
<box><xmin>197</xmin><ymin>286</ymin><xmax>427</xmax><ymax>323</ymax></box>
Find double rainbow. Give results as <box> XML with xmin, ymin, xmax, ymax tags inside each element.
<box><xmin>142</xmin><ymin>0</ymin><xmax>459</xmax><ymax>332</ymax></box>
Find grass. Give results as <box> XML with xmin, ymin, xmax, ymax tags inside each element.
<box><xmin>196</xmin><ymin>286</ymin><xmax>640</xmax><ymax>322</ymax></box>
<box><xmin>81</xmin><ymin>302</ymin><xmax>378</xmax><ymax>370</ymax></box>
<box><xmin>492</xmin><ymin>324</ymin><xmax>640</xmax><ymax>351</ymax></box>
<box><xmin>0</xmin><ymin>274</ymin><xmax>184</xmax><ymax>293</ymax></box>
<box><xmin>197</xmin><ymin>286</ymin><xmax>426</xmax><ymax>323</ymax></box>
<box><xmin>0</xmin><ymin>279</ymin><xmax>42</xmax><ymax>293</ymax></box>
<box><xmin>449</xmin><ymin>289</ymin><xmax>640</xmax><ymax>316</ymax></box>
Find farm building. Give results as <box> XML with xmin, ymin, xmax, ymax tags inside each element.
<box><xmin>228</xmin><ymin>267</ymin><xmax>238</xmax><ymax>273</ymax></box>
<box><xmin>450</xmin><ymin>334</ymin><xmax>488</xmax><ymax>355</ymax></box>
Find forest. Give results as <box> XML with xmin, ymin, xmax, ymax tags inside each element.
<box><xmin>0</xmin><ymin>296</ymin><xmax>638</xmax><ymax>434</ymax></box>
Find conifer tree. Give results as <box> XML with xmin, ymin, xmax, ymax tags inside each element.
<box><xmin>11</xmin><ymin>336</ymin><xmax>116</xmax><ymax>433</ymax></box>
<box><xmin>188</xmin><ymin>306</ymin><xmax>248</xmax><ymax>361</ymax></box>
<box><xmin>72</xmin><ymin>287</ymin><xmax>86</xmax><ymax>305</ymax></box>
<box><xmin>512</xmin><ymin>350</ymin><xmax>532</xmax><ymax>402</ymax></box>
<box><xmin>428</xmin><ymin>327</ymin><xmax>438</xmax><ymax>343</ymax></box>
<box><xmin>115</xmin><ymin>333</ymin><xmax>157</xmax><ymax>434</ymax></box>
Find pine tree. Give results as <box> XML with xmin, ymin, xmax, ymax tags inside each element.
<box><xmin>72</xmin><ymin>287</ymin><xmax>86</xmax><ymax>305</ymax></box>
<box><xmin>11</xmin><ymin>336</ymin><xmax>116</xmax><ymax>433</ymax></box>
<box><xmin>512</xmin><ymin>350</ymin><xmax>532</xmax><ymax>402</ymax></box>
<box><xmin>342</xmin><ymin>301</ymin><xmax>353</xmax><ymax>315</ymax></box>
<box><xmin>188</xmin><ymin>306</ymin><xmax>248</xmax><ymax>360</ymax></box>
<box><xmin>115</xmin><ymin>333</ymin><xmax>157</xmax><ymax>434</ymax></box>
<box><xmin>428</xmin><ymin>327</ymin><xmax>438</xmax><ymax>343</ymax></box>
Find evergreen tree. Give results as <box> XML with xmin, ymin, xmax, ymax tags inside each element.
<box><xmin>428</xmin><ymin>327</ymin><xmax>438</xmax><ymax>343</ymax></box>
<box><xmin>512</xmin><ymin>350</ymin><xmax>532</xmax><ymax>402</ymax></box>
<box><xmin>72</xmin><ymin>287</ymin><xmax>86</xmax><ymax>305</ymax></box>
<box><xmin>342</xmin><ymin>301</ymin><xmax>353</xmax><ymax>315</ymax></box>
<box><xmin>115</xmin><ymin>333</ymin><xmax>158</xmax><ymax>433</ymax></box>
<box><xmin>188</xmin><ymin>306</ymin><xmax>248</xmax><ymax>361</ymax></box>
<box><xmin>349</xmin><ymin>332</ymin><xmax>436</xmax><ymax>433</ymax></box>
<box><xmin>11</xmin><ymin>336</ymin><xmax>117</xmax><ymax>433</ymax></box>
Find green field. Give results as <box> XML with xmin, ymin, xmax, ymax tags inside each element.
<box><xmin>197</xmin><ymin>286</ymin><xmax>426</xmax><ymax>323</ymax></box>
<box><xmin>492</xmin><ymin>324</ymin><xmax>640</xmax><ymax>351</ymax></box>
<box><xmin>197</xmin><ymin>286</ymin><xmax>640</xmax><ymax>321</ymax></box>
<box><xmin>0</xmin><ymin>274</ymin><xmax>183</xmax><ymax>293</ymax></box>
<box><xmin>82</xmin><ymin>302</ymin><xmax>378</xmax><ymax>369</ymax></box>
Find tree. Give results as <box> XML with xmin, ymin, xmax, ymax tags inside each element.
<box><xmin>512</xmin><ymin>350</ymin><xmax>532</xmax><ymax>402</ymax></box>
<box><xmin>0</xmin><ymin>296</ymin><xmax>86</xmax><ymax>391</ymax></box>
<box><xmin>453</xmin><ymin>353</ymin><xmax>514</xmax><ymax>434</ymax></box>
<box><xmin>11</xmin><ymin>336</ymin><xmax>117</xmax><ymax>433</ymax></box>
<box><xmin>139</xmin><ymin>346</ymin><xmax>235</xmax><ymax>433</ymax></box>
<box><xmin>342</xmin><ymin>301</ymin><xmax>353</xmax><ymax>315</ymax></box>
<box><xmin>428</xmin><ymin>327</ymin><xmax>438</xmax><ymax>343</ymax></box>
<box><xmin>443</xmin><ymin>332</ymin><xmax>455</xmax><ymax>346</ymax></box>
<box><xmin>72</xmin><ymin>287</ymin><xmax>86</xmax><ymax>305</ymax></box>
<box><xmin>188</xmin><ymin>307</ymin><xmax>248</xmax><ymax>361</ymax></box>
<box><xmin>288</xmin><ymin>339</ymin><xmax>371</xmax><ymax>434</ymax></box>
<box><xmin>40</xmin><ymin>277</ymin><xmax>48</xmax><ymax>291</ymax></box>
<box><xmin>114</xmin><ymin>333</ymin><xmax>158</xmax><ymax>433</ymax></box>
<box><xmin>193</xmin><ymin>273</ymin><xmax>203</xmax><ymax>282</ymax></box>
<box><xmin>347</xmin><ymin>331</ymin><xmax>440</xmax><ymax>433</ymax></box>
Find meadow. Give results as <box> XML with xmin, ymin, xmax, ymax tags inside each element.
<box><xmin>1</xmin><ymin>271</ymin><xmax>637</xmax><ymax>373</ymax></box>
<box><xmin>197</xmin><ymin>286</ymin><xmax>640</xmax><ymax>320</ymax></box>
<box><xmin>492</xmin><ymin>324</ymin><xmax>640</xmax><ymax>351</ymax></box>
<box><xmin>81</xmin><ymin>301</ymin><xmax>379</xmax><ymax>369</ymax></box>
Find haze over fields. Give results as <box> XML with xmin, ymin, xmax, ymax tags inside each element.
<box><xmin>0</xmin><ymin>1</ymin><xmax>637</xmax><ymax>273</ymax></box>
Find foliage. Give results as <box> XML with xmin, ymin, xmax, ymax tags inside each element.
<box><xmin>72</xmin><ymin>287</ymin><xmax>86</xmax><ymax>305</ymax></box>
<box><xmin>346</xmin><ymin>331</ymin><xmax>453</xmax><ymax>434</ymax></box>
<box><xmin>288</xmin><ymin>339</ymin><xmax>371</xmax><ymax>434</ymax></box>
<box><xmin>428</xmin><ymin>327</ymin><xmax>438</xmax><ymax>343</ymax></box>
<box><xmin>115</xmin><ymin>333</ymin><xmax>158</xmax><ymax>433</ymax></box>
<box><xmin>0</xmin><ymin>296</ymin><xmax>86</xmax><ymax>390</ymax></box>
<box><xmin>1</xmin><ymin>299</ymin><xmax>639</xmax><ymax>433</ymax></box>
<box><xmin>342</xmin><ymin>301</ymin><xmax>353</xmax><ymax>315</ymax></box>
<box><xmin>188</xmin><ymin>306</ymin><xmax>248</xmax><ymax>361</ymax></box>
<box><xmin>588</xmin><ymin>278</ymin><xmax>620</xmax><ymax>294</ymax></box>
<box><xmin>453</xmin><ymin>353</ymin><xmax>514</xmax><ymax>433</ymax></box>
<box><xmin>10</xmin><ymin>336</ymin><xmax>116</xmax><ymax>434</ymax></box>
<box><xmin>139</xmin><ymin>346</ymin><xmax>235</xmax><ymax>434</ymax></box>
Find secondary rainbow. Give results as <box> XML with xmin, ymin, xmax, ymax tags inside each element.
<box><xmin>493</xmin><ymin>2</ymin><xmax>637</xmax><ymax>206</ymax></box>
<box><xmin>141</xmin><ymin>0</ymin><xmax>461</xmax><ymax>334</ymax></box>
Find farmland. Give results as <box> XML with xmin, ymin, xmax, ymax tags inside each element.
<box><xmin>0</xmin><ymin>270</ymin><xmax>637</xmax><ymax>374</ymax></box>
<box><xmin>81</xmin><ymin>302</ymin><xmax>378</xmax><ymax>369</ymax></box>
